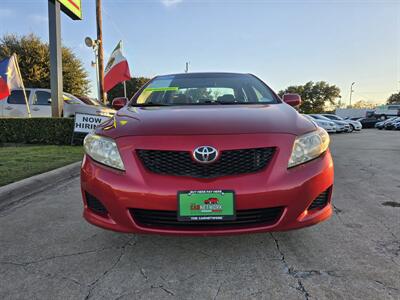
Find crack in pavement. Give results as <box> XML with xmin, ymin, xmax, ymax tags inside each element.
<box><xmin>139</xmin><ymin>268</ymin><xmax>148</xmax><ymax>280</ymax></box>
<box><xmin>0</xmin><ymin>242</ymin><xmax>132</xmax><ymax>267</ymax></box>
<box><xmin>213</xmin><ymin>281</ymin><xmax>223</xmax><ymax>300</ymax></box>
<box><xmin>288</xmin><ymin>268</ymin><xmax>340</xmax><ymax>279</ymax></box>
<box><xmin>332</xmin><ymin>204</ymin><xmax>345</xmax><ymax>225</ymax></box>
<box><xmin>270</xmin><ymin>233</ymin><xmax>310</xmax><ymax>300</ymax></box>
<box><xmin>374</xmin><ymin>280</ymin><xmax>400</xmax><ymax>293</ymax></box>
<box><xmin>0</xmin><ymin>259</ymin><xmax>84</xmax><ymax>288</ymax></box>
<box><xmin>84</xmin><ymin>236</ymin><xmax>137</xmax><ymax>300</ymax></box>
<box><xmin>150</xmin><ymin>285</ymin><xmax>175</xmax><ymax>296</ymax></box>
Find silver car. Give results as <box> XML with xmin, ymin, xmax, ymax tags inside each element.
<box><xmin>322</xmin><ymin>114</ymin><xmax>362</xmax><ymax>132</ymax></box>
<box><xmin>0</xmin><ymin>88</ymin><xmax>115</xmax><ymax>118</ymax></box>
<box><xmin>309</xmin><ymin>114</ymin><xmax>350</xmax><ymax>133</ymax></box>
<box><xmin>302</xmin><ymin>114</ymin><xmax>336</xmax><ymax>133</ymax></box>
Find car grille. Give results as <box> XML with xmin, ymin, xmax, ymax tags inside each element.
<box><xmin>130</xmin><ymin>207</ymin><xmax>284</xmax><ymax>229</ymax></box>
<box><xmin>136</xmin><ymin>147</ymin><xmax>275</xmax><ymax>178</ymax></box>
<box><xmin>308</xmin><ymin>188</ymin><xmax>331</xmax><ymax>210</ymax></box>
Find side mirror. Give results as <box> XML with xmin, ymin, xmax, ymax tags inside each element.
<box><xmin>112</xmin><ymin>97</ymin><xmax>128</xmax><ymax>110</ymax></box>
<box><xmin>283</xmin><ymin>93</ymin><xmax>301</xmax><ymax>107</ymax></box>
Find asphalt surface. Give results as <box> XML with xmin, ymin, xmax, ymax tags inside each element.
<box><xmin>0</xmin><ymin>130</ymin><xmax>399</xmax><ymax>300</ymax></box>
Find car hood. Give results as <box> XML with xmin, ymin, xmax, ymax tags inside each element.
<box><xmin>96</xmin><ymin>103</ymin><xmax>316</xmax><ymax>138</ymax></box>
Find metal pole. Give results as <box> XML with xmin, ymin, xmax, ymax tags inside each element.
<box><xmin>94</xmin><ymin>46</ymin><xmax>100</xmax><ymax>101</ymax></box>
<box><xmin>48</xmin><ymin>0</ymin><xmax>63</xmax><ymax>117</ymax></box>
<box><xmin>123</xmin><ymin>81</ymin><xmax>127</xmax><ymax>98</ymax></box>
<box><xmin>349</xmin><ymin>82</ymin><xmax>355</xmax><ymax>107</ymax></box>
<box><xmin>13</xmin><ymin>54</ymin><xmax>31</xmax><ymax>118</ymax></box>
<box><xmin>96</xmin><ymin>0</ymin><xmax>106</xmax><ymax>104</ymax></box>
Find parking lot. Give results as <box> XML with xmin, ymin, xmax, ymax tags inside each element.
<box><xmin>0</xmin><ymin>130</ymin><xmax>399</xmax><ymax>300</ymax></box>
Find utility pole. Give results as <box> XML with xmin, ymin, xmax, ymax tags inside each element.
<box><xmin>48</xmin><ymin>0</ymin><xmax>63</xmax><ymax>117</ymax></box>
<box><xmin>185</xmin><ymin>62</ymin><xmax>190</xmax><ymax>73</ymax></box>
<box><xmin>96</xmin><ymin>0</ymin><xmax>106</xmax><ymax>104</ymax></box>
<box><xmin>349</xmin><ymin>82</ymin><xmax>355</xmax><ymax>107</ymax></box>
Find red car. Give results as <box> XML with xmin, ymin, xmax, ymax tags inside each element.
<box><xmin>81</xmin><ymin>73</ymin><xmax>333</xmax><ymax>236</ymax></box>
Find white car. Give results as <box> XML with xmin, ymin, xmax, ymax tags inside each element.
<box><xmin>321</xmin><ymin>114</ymin><xmax>362</xmax><ymax>131</ymax></box>
<box><xmin>0</xmin><ymin>88</ymin><xmax>115</xmax><ymax>118</ymax></box>
<box><xmin>302</xmin><ymin>114</ymin><xmax>336</xmax><ymax>133</ymax></box>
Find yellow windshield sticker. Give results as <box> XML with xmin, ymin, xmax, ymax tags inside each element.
<box><xmin>144</xmin><ymin>87</ymin><xmax>179</xmax><ymax>92</ymax></box>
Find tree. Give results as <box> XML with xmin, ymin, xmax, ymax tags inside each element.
<box><xmin>387</xmin><ymin>92</ymin><xmax>400</xmax><ymax>104</ymax></box>
<box><xmin>0</xmin><ymin>33</ymin><xmax>90</xmax><ymax>96</ymax></box>
<box><xmin>351</xmin><ymin>100</ymin><xmax>376</xmax><ymax>109</ymax></box>
<box><xmin>279</xmin><ymin>81</ymin><xmax>341</xmax><ymax>114</ymax></box>
<box><xmin>107</xmin><ymin>77</ymin><xmax>150</xmax><ymax>104</ymax></box>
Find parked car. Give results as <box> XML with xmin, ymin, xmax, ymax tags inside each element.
<box><xmin>302</xmin><ymin>114</ymin><xmax>336</xmax><ymax>133</ymax></box>
<box><xmin>357</xmin><ymin>117</ymin><xmax>379</xmax><ymax>129</ymax></box>
<box><xmin>81</xmin><ymin>72</ymin><xmax>334</xmax><ymax>235</ymax></box>
<box><xmin>322</xmin><ymin>114</ymin><xmax>362</xmax><ymax>131</ymax></box>
<box><xmin>0</xmin><ymin>88</ymin><xmax>115</xmax><ymax>118</ymax></box>
<box><xmin>394</xmin><ymin>122</ymin><xmax>400</xmax><ymax>130</ymax></box>
<box><xmin>309</xmin><ymin>114</ymin><xmax>349</xmax><ymax>133</ymax></box>
<box><xmin>375</xmin><ymin>117</ymin><xmax>397</xmax><ymax>130</ymax></box>
<box><xmin>384</xmin><ymin>117</ymin><xmax>400</xmax><ymax>130</ymax></box>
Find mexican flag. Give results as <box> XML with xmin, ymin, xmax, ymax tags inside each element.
<box><xmin>104</xmin><ymin>41</ymin><xmax>131</xmax><ymax>92</ymax></box>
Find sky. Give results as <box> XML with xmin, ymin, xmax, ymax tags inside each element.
<box><xmin>0</xmin><ymin>0</ymin><xmax>399</xmax><ymax>105</ymax></box>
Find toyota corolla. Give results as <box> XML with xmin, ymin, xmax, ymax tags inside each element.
<box><xmin>81</xmin><ymin>72</ymin><xmax>334</xmax><ymax>236</ymax></box>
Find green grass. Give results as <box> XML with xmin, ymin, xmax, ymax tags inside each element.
<box><xmin>0</xmin><ymin>145</ymin><xmax>83</xmax><ymax>187</ymax></box>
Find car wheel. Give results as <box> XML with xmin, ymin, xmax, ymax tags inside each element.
<box><xmin>348</xmin><ymin>125</ymin><xmax>354</xmax><ymax>133</ymax></box>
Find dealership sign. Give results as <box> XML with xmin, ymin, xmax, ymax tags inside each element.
<box><xmin>74</xmin><ymin>113</ymin><xmax>109</xmax><ymax>133</ymax></box>
<box><xmin>58</xmin><ymin>0</ymin><xmax>82</xmax><ymax>20</ymax></box>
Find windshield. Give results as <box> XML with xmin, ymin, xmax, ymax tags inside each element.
<box><xmin>132</xmin><ymin>73</ymin><xmax>279</xmax><ymax>106</ymax></box>
<box><xmin>325</xmin><ymin>115</ymin><xmax>343</xmax><ymax>121</ymax></box>
<box><xmin>76</xmin><ymin>95</ymin><xmax>102</xmax><ymax>106</ymax></box>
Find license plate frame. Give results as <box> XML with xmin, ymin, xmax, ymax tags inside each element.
<box><xmin>177</xmin><ymin>190</ymin><xmax>236</xmax><ymax>221</ymax></box>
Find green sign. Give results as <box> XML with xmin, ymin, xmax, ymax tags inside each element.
<box><xmin>58</xmin><ymin>0</ymin><xmax>82</xmax><ymax>20</ymax></box>
<box><xmin>178</xmin><ymin>190</ymin><xmax>235</xmax><ymax>221</ymax></box>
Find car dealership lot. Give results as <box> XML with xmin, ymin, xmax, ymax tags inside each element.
<box><xmin>0</xmin><ymin>130</ymin><xmax>399</xmax><ymax>300</ymax></box>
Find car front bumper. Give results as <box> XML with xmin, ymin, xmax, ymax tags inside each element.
<box><xmin>324</xmin><ymin>126</ymin><xmax>336</xmax><ymax>133</ymax></box>
<box><xmin>81</xmin><ymin>133</ymin><xmax>334</xmax><ymax>236</ymax></box>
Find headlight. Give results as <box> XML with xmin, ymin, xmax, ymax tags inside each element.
<box><xmin>330</xmin><ymin>122</ymin><xmax>335</xmax><ymax>126</ymax></box>
<box><xmin>83</xmin><ymin>134</ymin><xmax>125</xmax><ymax>170</ymax></box>
<box><xmin>288</xmin><ymin>127</ymin><xmax>330</xmax><ymax>168</ymax></box>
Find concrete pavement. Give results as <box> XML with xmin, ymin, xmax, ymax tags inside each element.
<box><xmin>0</xmin><ymin>130</ymin><xmax>399</xmax><ymax>299</ymax></box>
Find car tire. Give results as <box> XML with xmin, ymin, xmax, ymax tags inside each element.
<box><xmin>348</xmin><ymin>125</ymin><xmax>354</xmax><ymax>133</ymax></box>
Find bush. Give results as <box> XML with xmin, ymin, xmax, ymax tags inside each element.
<box><xmin>0</xmin><ymin>118</ymin><xmax>75</xmax><ymax>145</ymax></box>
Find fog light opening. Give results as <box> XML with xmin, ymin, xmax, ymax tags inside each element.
<box><xmin>308</xmin><ymin>188</ymin><xmax>331</xmax><ymax>211</ymax></box>
<box><xmin>85</xmin><ymin>192</ymin><xmax>109</xmax><ymax>217</ymax></box>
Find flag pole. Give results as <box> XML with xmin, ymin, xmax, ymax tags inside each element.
<box><xmin>14</xmin><ymin>54</ymin><xmax>31</xmax><ymax>118</ymax></box>
<box><xmin>120</xmin><ymin>40</ymin><xmax>127</xmax><ymax>98</ymax></box>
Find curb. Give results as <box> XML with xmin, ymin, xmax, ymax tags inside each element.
<box><xmin>0</xmin><ymin>161</ymin><xmax>81</xmax><ymax>210</ymax></box>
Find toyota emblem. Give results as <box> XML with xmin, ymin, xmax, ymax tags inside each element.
<box><xmin>193</xmin><ymin>146</ymin><xmax>219</xmax><ymax>164</ymax></box>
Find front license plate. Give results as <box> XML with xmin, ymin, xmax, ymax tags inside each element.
<box><xmin>178</xmin><ymin>190</ymin><xmax>236</xmax><ymax>221</ymax></box>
